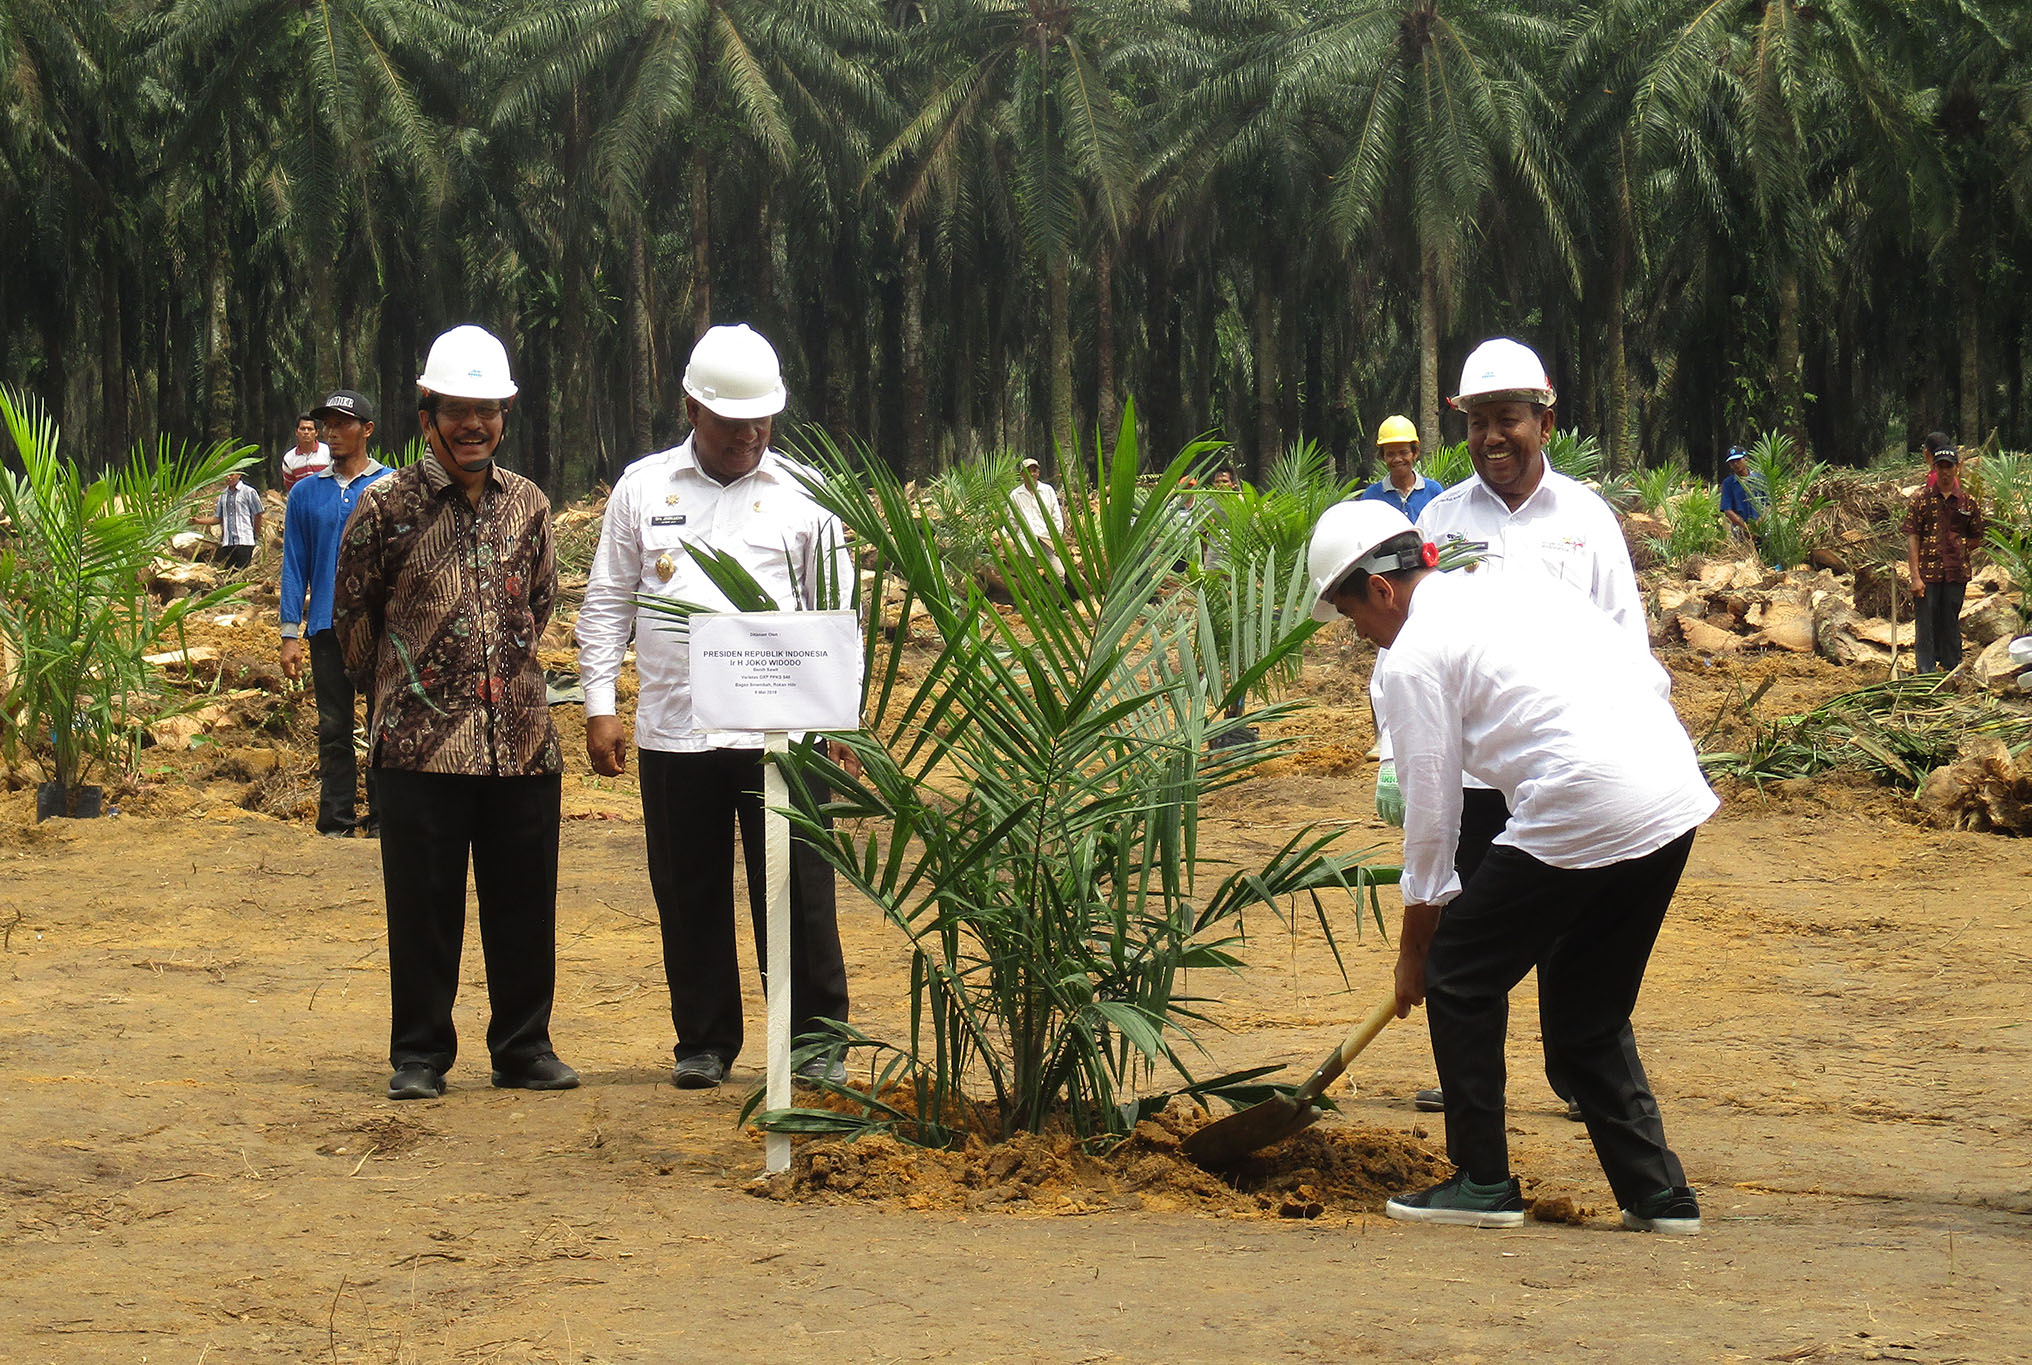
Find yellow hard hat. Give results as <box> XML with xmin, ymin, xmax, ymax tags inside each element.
<box><xmin>1376</xmin><ymin>415</ymin><xmax>1418</xmax><ymax>447</ymax></box>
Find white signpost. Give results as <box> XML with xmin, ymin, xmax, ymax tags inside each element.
<box><xmin>689</xmin><ymin>610</ymin><xmax>862</xmax><ymax>1176</ymax></box>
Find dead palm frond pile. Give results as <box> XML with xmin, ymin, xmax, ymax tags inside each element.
<box><xmin>1699</xmin><ymin>675</ymin><xmax>2032</xmax><ymax>792</ymax></box>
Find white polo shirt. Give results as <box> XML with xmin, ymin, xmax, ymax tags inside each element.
<box><xmin>1376</xmin><ymin>570</ymin><xmax>1716</xmax><ymax>907</ymax></box>
<box><xmin>576</xmin><ymin>438</ymin><xmax>855</xmax><ymax>752</ymax></box>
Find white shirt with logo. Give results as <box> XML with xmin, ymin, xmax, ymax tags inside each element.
<box><xmin>576</xmin><ymin>438</ymin><xmax>855</xmax><ymax>752</ymax></box>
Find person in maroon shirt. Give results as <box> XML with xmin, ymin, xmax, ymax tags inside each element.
<box><xmin>1903</xmin><ymin>433</ymin><xmax>1986</xmax><ymax>674</ymax></box>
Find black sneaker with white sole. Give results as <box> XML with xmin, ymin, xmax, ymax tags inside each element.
<box><xmin>1621</xmin><ymin>1185</ymin><xmax>1701</xmax><ymax>1234</ymax></box>
<box><xmin>1386</xmin><ymin>1172</ymin><xmax>1527</xmax><ymax>1228</ymax></box>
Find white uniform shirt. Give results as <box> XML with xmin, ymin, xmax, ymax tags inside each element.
<box><xmin>1414</xmin><ymin>468</ymin><xmax>1643</xmax><ymax>645</ymax></box>
<box><xmin>1376</xmin><ymin>571</ymin><xmax>1716</xmax><ymax>907</ymax></box>
<box><xmin>576</xmin><ymin>438</ymin><xmax>854</xmax><ymax>753</ymax></box>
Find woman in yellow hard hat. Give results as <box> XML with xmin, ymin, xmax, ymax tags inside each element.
<box><xmin>1359</xmin><ymin>414</ymin><xmax>1443</xmax><ymax>518</ymax></box>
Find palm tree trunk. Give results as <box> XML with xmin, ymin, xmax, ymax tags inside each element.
<box><xmin>1095</xmin><ymin>239</ymin><xmax>1117</xmax><ymax>443</ymax></box>
<box><xmin>1608</xmin><ymin>136</ymin><xmax>1635</xmax><ymax>472</ymax></box>
<box><xmin>1048</xmin><ymin>254</ymin><xmax>1073</xmax><ymax>461</ymax></box>
<box><xmin>1418</xmin><ymin>241</ymin><xmax>1440</xmax><ymax>451</ymax></box>
<box><xmin>1775</xmin><ymin>262</ymin><xmax>1805</xmax><ymax>451</ymax></box>
<box><xmin>204</xmin><ymin>198</ymin><xmax>234</xmax><ymax>445</ymax></box>
<box><xmin>1253</xmin><ymin>248</ymin><xmax>1277</xmax><ymax>469</ymax></box>
<box><xmin>629</xmin><ymin>228</ymin><xmax>654</xmax><ymax>456</ymax></box>
<box><xmin>689</xmin><ymin>145</ymin><xmax>713</xmax><ymax>340</ymax></box>
<box><xmin>1958</xmin><ymin>251</ymin><xmax>1981</xmax><ymax>444</ymax></box>
<box><xmin>902</xmin><ymin>224</ymin><xmax>928</xmax><ymax>476</ymax></box>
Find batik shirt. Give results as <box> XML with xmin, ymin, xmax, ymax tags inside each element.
<box><xmin>1901</xmin><ymin>483</ymin><xmax>1985</xmax><ymax>585</ymax></box>
<box><xmin>334</xmin><ymin>455</ymin><xmax>562</xmax><ymax>776</ymax></box>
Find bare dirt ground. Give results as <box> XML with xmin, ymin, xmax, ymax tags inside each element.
<box><xmin>3</xmin><ymin>641</ymin><xmax>2029</xmax><ymax>1364</ymax></box>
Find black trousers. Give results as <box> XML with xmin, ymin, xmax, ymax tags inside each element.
<box><xmin>1456</xmin><ymin>788</ymin><xmax>1576</xmax><ymax>1103</ymax></box>
<box><xmin>376</xmin><ymin>769</ymin><xmax>562</xmax><ymax>1074</ymax></box>
<box><xmin>1425</xmin><ymin>829</ymin><xmax>1696</xmax><ymax>1205</ymax></box>
<box><xmin>1913</xmin><ymin>579</ymin><xmax>1967</xmax><ymax>673</ymax></box>
<box><xmin>219</xmin><ymin>543</ymin><xmax>254</xmax><ymax>570</ymax></box>
<box><xmin>638</xmin><ymin>747</ymin><xmax>850</xmax><ymax>1066</ymax></box>
<box><xmin>308</xmin><ymin>630</ymin><xmax>374</xmax><ymax>833</ymax></box>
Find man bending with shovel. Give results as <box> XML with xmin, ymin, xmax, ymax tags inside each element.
<box><xmin>1307</xmin><ymin>500</ymin><xmax>1716</xmax><ymax>1232</ymax></box>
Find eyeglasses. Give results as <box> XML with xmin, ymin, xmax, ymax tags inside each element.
<box><xmin>437</xmin><ymin>401</ymin><xmax>505</xmax><ymax>423</ymax></box>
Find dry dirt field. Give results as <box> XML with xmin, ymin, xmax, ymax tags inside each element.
<box><xmin>2</xmin><ymin>644</ymin><xmax>2029</xmax><ymax>1364</ymax></box>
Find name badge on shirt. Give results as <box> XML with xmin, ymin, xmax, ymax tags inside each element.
<box><xmin>650</xmin><ymin>514</ymin><xmax>688</xmax><ymax>527</ymax></box>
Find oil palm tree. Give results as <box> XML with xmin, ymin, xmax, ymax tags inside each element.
<box><xmin>874</xmin><ymin>0</ymin><xmax>1158</xmax><ymax>463</ymax></box>
<box><xmin>1192</xmin><ymin>0</ymin><xmax>1573</xmax><ymax>452</ymax></box>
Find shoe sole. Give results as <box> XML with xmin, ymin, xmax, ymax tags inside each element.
<box><xmin>387</xmin><ymin>1083</ymin><xmax>443</xmax><ymax>1100</ymax></box>
<box><xmin>1385</xmin><ymin>1201</ymin><xmax>1526</xmax><ymax>1229</ymax></box>
<box><xmin>671</xmin><ymin>1070</ymin><xmax>722</xmax><ymax>1090</ymax></box>
<box><xmin>1413</xmin><ymin>1096</ymin><xmax>1445</xmax><ymax>1113</ymax></box>
<box><xmin>1621</xmin><ymin>1212</ymin><xmax>1701</xmax><ymax>1235</ymax></box>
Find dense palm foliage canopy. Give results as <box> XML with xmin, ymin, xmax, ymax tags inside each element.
<box><xmin>1</xmin><ymin>0</ymin><xmax>2027</xmax><ymax>494</ymax></box>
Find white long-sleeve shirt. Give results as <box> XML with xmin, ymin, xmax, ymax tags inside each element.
<box><xmin>1376</xmin><ymin>571</ymin><xmax>1716</xmax><ymax>907</ymax></box>
<box><xmin>576</xmin><ymin>438</ymin><xmax>855</xmax><ymax>752</ymax></box>
<box><xmin>1375</xmin><ymin>466</ymin><xmax>1645</xmax><ymax>775</ymax></box>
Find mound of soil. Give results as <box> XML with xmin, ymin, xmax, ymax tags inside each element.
<box><xmin>749</xmin><ymin>1097</ymin><xmax>1451</xmax><ymax>1219</ymax></box>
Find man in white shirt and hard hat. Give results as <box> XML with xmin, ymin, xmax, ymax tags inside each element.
<box><xmin>1375</xmin><ymin>338</ymin><xmax>1645</xmax><ymax>1121</ymax></box>
<box><xmin>577</xmin><ymin>324</ymin><xmax>856</xmax><ymax>1092</ymax></box>
<box><xmin>1308</xmin><ymin>499</ymin><xmax>1714</xmax><ymax>1232</ymax></box>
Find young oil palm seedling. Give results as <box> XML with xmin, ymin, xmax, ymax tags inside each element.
<box><xmin>0</xmin><ymin>389</ymin><xmax>253</xmax><ymax>818</ymax></box>
<box><xmin>1743</xmin><ymin>430</ymin><xmax>1831</xmax><ymax>571</ymax></box>
<box><xmin>643</xmin><ymin>406</ymin><xmax>1394</xmax><ymax>1146</ymax></box>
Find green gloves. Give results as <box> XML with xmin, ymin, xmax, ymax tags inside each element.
<box><xmin>1375</xmin><ymin>760</ymin><xmax>1404</xmax><ymax>827</ymax></box>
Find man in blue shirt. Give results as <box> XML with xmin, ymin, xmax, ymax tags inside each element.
<box><xmin>1359</xmin><ymin>414</ymin><xmax>1443</xmax><ymax>519</ymax></box>
<box><xmin>281</xmin><ymin>390</ymin><xmax>391</xmax><ymax>836</ymax></box>
<box><xmin>1719</xmin><ymin>448</ymin><xmax>1762</xmax><ymax>545</ymax></box>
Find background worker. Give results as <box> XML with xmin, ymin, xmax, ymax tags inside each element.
<box><xmin>577</xmin><ymin>324</ymin><xmax>855</xmax><ymax>1092</ymax></box>
<box><xmin>1307</xmin><ymin>500</ymin><xmax>1716</xmax><ymax>1233</ymax></box>
<box><xmin>281</xmin><ymin>414</ymin><xmax>330</xmax><ymax>492</ymax></box>
<box><xmin>280</xmin><ymin>390</ymin><xmax>389</xmax><ymax>837</ymax></box>
<box><xmin>192</xmin><ymin>469</ymin><xmax>264</xmax><ymax>571</ymax></box>
<box><xmin>1905</xmin><ymin>432</ymin><xmax>1985</xmax><ymax>673</ymax></box>
<box><xmin>1359</xmin><ymin>414</ymin><xmax>1444</xmax><ymax>519</ymax></box>
<box><xmin>1008</xmin><ymin>456</ymin><xmax>1067</xmax><ymax>583</ymax></box>
<box><xmin>1719</xmin><ymin>447</ymin><xmax>1763</xmax><ymax>545</ymax></box>
<box><xmin>1379</xmin><ymin>338</ymin><xmax>1644</xmax><ymax>1119</ymax></box>
<box><xmin>335</xmin><ymin>326</ymin><xmax>577</xmax><ymax>1101</ymax></box>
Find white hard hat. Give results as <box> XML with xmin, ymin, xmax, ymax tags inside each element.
<box><xmin>1449</xmin><ymin>338</ymin><xmax>1555</xmax><ymax>410</ymax></box>
<box><xmin>418</xmin><ymin>325</ymin><xmax>519</xmax><ymax>401</ymax></box>
<box><xmin>1306</xmin><ymin>500</ymin><xmax>1433</xmax><ymax>622</ymax></box>
<box><xmin>683</xmin><ymin>324</ymin><xmax>786</xmax><ymax>420</ymax></box>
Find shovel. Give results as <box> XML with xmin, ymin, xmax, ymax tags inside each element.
<box><xmin>1181</xmin><ymin>992</ymin><xmax>1400</xmax><ymax>1170</ymax></box>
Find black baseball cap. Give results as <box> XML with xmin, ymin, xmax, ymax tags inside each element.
<box><xmin>310</xmin><ymin>390</ymin><xmax>375</xmax><ymax>423</ymax></box>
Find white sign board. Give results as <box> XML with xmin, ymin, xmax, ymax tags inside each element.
<box><xmin>690</xmin><ymin>610</ymin><xmax>862</xmax><ymax>734</ymax></box>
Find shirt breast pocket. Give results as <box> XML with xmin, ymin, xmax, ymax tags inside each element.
<box><xmin>738</xmin><ymin>522</ymin><xmax>804</xmax><ymax>610</ymax></box>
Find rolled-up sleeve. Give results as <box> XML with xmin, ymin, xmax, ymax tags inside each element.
<box><xmin>1378</xmin><ymin>666</ymin><xmax>1465</xmax><ymax>907</ymax></box>
<box><xmin>576</xmin><ymin>481</ymin><xmax>638</xmax><ymax>718</ymax></box>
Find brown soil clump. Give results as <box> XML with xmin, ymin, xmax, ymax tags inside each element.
<box><xmin>749</xmin><ymin>1098</ymin><xmax>1448</xmax><ymax>1219</ymax></box>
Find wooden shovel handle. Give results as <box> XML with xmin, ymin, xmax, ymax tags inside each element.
<box><xmin>1293</xmin><ymin>993</ymin><xmax>1401</xmax><ymax>1106</ymax></box>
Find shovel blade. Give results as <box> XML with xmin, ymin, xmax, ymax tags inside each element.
<box><xmin>1180</xmin><ymin>1093</ymin><xmax>1321</xmax><ymax>1170</ymax></box>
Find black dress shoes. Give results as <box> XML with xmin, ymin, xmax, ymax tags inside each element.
<box><xmin>387</xmin><ymin>1063</ymin><xmax>445</xmax><ymax>1100</ymax></box>
<box><xmin>490</xmin><ymin>1053</ymin><xmax>581</xmax><ymax>1091</ymax></box>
